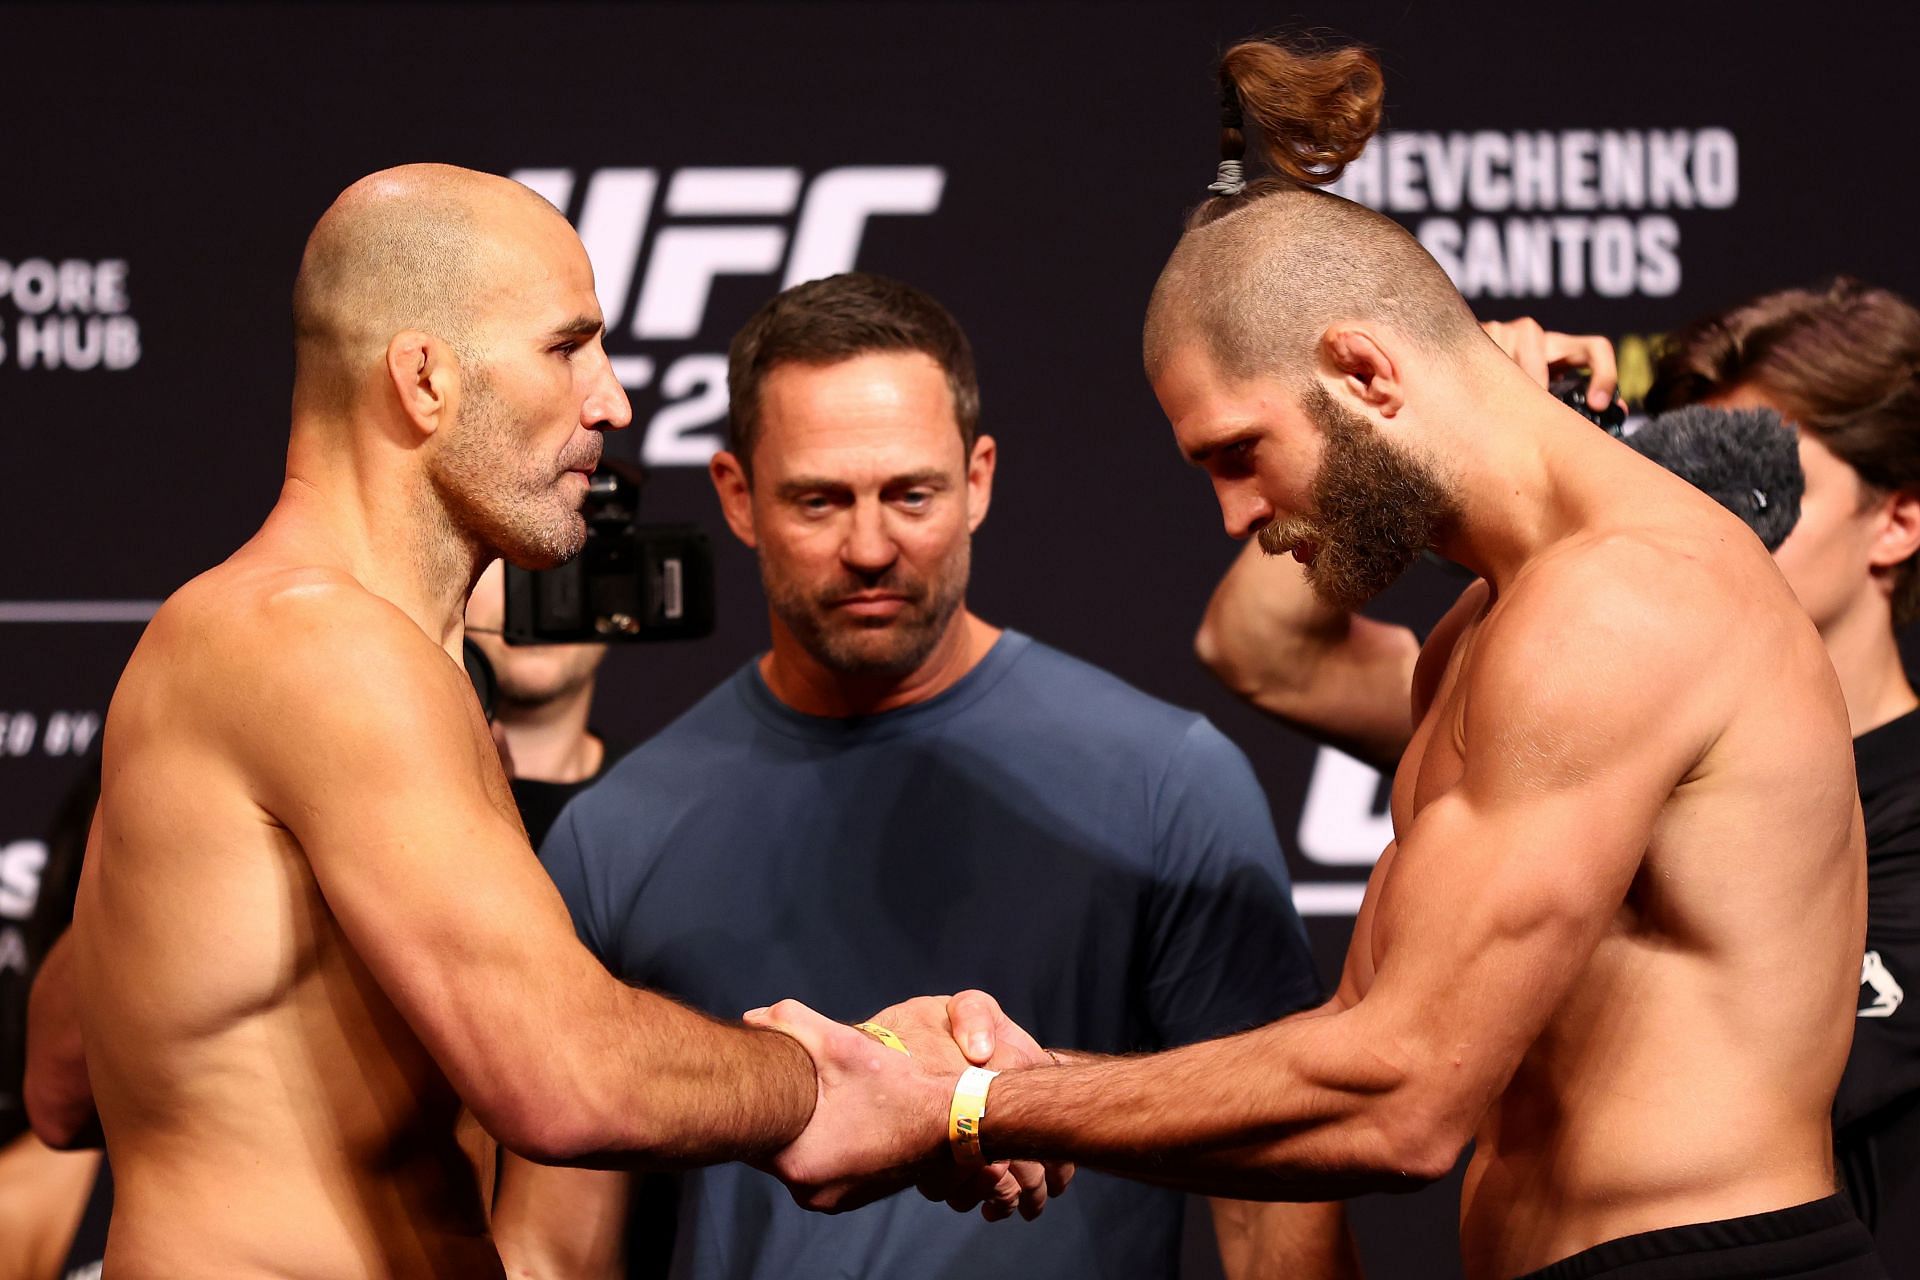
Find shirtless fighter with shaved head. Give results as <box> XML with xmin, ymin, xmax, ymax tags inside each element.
<box><xmin>25</xmin><ymin>164</ymin><xmax>1043</xmax><ymax>1275</ymax></box>
<box><xmin>750</xmin><ymin>41</ymin><xmax>1887</xmax><ymax>1280</ymax></box>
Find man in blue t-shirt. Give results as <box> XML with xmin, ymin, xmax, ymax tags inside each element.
<box><xmin>492</xmin><ymin>273</ymin><xmax>1352</xmax><ymax>1280</ymax></box>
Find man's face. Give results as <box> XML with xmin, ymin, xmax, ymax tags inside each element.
<box><xmin>1156</xmin><ymin>341</ymin><xmax>1458</xmax><ymax>609</ymax></box>
<box><xmin>430</xmin><ymin>210</ymin><xmax>633</xmax><ymax>569</ymax></box>
<box><xmin>720</xmin><ymin>351</ymin><xmax>991</xmax><ymax>678</ymax></box>
<box><xmin>464</xmin><ymin>558</ymin><xmax>608</xmax><ymax>707</ymax></box>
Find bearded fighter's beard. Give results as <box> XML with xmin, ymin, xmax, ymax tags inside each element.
<box><xmin>1259</xmin><ymin>388</ymin><xmax>1461</xmax><ymax>610</ymax></box>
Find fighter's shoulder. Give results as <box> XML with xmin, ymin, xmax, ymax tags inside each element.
<box><xmin>1498</xmin><ymin>531</ymin><xmax>1740</xmax><ymax>660</ymax></box>
<box><xmin>1464</xmin><ymin>536</ymin><xmax>1730</xmax><ymax>764</ymax></box>
<box><xmin>160</xmin><ymin>564</ymin><xmax>457</xmax><ymax>720</ymax></box>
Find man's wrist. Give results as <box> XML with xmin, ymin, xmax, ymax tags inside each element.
<box><xmin>752</xmin><ymin>1022</ymin><xmax>821</xmax><ymax>1142</ymax></box>
<box><xmin>947</xmin><ymin>1066</ymin><xmax>999</xmax><ymax>1165</ymax></box>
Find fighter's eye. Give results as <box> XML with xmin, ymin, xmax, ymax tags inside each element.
<box><xmin>1215</xmin><ymin>439</ymin><xmax>1257</xmax><ymax>477</ymax></box>
<box><xmin>898</xmin><ymin>490</ymin><xmax>933</xmax><ymax>510</ymax></box>
<box><xmin>550</xmin><ymin>341</ymin><xmax>580</xmax><ymax>359</ymax></box>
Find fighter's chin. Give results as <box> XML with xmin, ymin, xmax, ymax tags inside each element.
<box><xmin>1303</xmin><ymin>550</ymin><xmax>1418</xmax><ymax>612</ymax></box>
<box><xmin>496</xmin><ymin>512</ymin><xmax>588</xmax><ymax>571</ymax></box>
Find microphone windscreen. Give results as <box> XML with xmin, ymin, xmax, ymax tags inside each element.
<box><xmin>1627</xmin><ymin>404</ymin><xmax>1804</xmax><ymax>551</ymax></box>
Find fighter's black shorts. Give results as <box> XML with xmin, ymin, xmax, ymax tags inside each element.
<box><xmin>1516</xmin><ymin>1195</ymin><xmax>1886</xmax><ymax>1279</ymax></box>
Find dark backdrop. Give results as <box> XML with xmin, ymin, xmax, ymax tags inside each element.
<box><xmin>4</xmin><ymin>3</ymin><xmax>1918</xmax><ymax>1275</ymax></box>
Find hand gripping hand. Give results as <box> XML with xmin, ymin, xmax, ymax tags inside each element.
<box><xmin>745</xmin><ymin>990</ymin><xmax>1071</xmax><ymax>1220</ymax></box>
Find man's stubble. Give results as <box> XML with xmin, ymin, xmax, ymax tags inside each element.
<box><xmin>432</xmin><ymin>361</ymin><xmax>601</xmax><ymax>572</ymax></box>
<box><xmin>762</xmin><ymin>536</ymin><xmax>971</xmax><ymax>679</ymax></box>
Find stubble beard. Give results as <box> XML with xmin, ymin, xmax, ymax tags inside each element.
<box><xmin>764</xmin><ymin>540</ymin><xmax>971</xmax><ymax>680</ymax></box>
<box><xmin>1258</xmin><ymin>384</ymin><xmax>1461</xmax><ymax>610</ymax></box>
<box><xmin>433</xmin><ymin>365</ymin><xmax>598</xmax><ymax>571</ymax></box>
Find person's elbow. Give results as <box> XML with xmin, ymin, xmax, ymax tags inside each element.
<box><xmin>481</xmin><ymin>1072</ymin><xmax>657</xmax><ymax>1167</ymax></box>
<box><xmin>25</xmin><ymin>1061</ymin><xmax>99</xmax><ymax>1151</ymax></box>
<box><xmin>1354</xmin><ymin>1092</ymin><xmax>1473</xmax><ymax>1189</ymax></box>
<box><xmin>1194</xmin><ymin>608</ymin><xmax>1288</xmax><ymax>704</ymax></box>
<box><xmin>480</xmin><ymin>1086</ymin><xmax>606</xmax><ymax>1166</ymax></box>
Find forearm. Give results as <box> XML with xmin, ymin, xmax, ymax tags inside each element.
<box><xmin>484</xmin><ymin>973</ymin><xmax>815</xmax><ymax>1168</ymax></box>
<box><xmin>1196</xmin><ymin>546</ymin><xmax>1415</xmax><ymax>769</ymax></box>
<box><xmin>981</xmin><ymin>1014</ymin><xmax>1445</xmax><ymax>1200</ymax></box>
<box><xmin>24</xmin><ymin>933</ymin><xmax>100</xmax><ymax>1150</ymax></box>
<box><xmin>1196</xmin><ymin>543</ymin><xmax>1353</xmax><ymax>703</ymax></box>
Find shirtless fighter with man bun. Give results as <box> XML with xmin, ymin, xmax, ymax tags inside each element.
<box><xmin>749</xmin><ymin>40</ymin><xmax>1885</xmax><ymax>1279</ymax></box>
<box><xmin>28</xmin><ymin>165</ymin><xmax>1045</xmax><ymax>1275</ymax></box>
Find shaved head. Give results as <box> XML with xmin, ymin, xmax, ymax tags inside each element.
<box><xmin>283</xmin><ymin>163</ymin><xmax>628</xmax><ymax>572</ymax></box>
<box><xmin>1143</xmin><ymin>38</ymin><xmax>1479</xmax><ymax>385</ymax></box>
<box><xmin>291</xmin><ymin>163</ymin><xmax>568</xmax><ymax>413</ymax></box>
<box><xmin>1144</xmin><ymin>184</ymin><xmax>1480</xmax><ymax>384</ymax></box>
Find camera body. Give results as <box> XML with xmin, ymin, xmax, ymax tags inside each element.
<box><xmin>1550</xmin><ymin>372</ymin><xmax>1628</xmax><ymax>438</ymax></box>
<box><xmin>502</xmin><ymin>461</ymin><xmax>715</xmax><ymax>645</ymax></box>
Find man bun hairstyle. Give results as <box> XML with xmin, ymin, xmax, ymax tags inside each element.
<box><xmin>1145</xmin><ymin>35</ymin><xmax>1478</xmax><ymax>382</ymax></box>
<box><xmin>727</xmin><ymin>272</ymin><xmax>980</xmax><ymax>478</ymax></box>
<box><xmin>1648</xmin><ymin>276</ymin><xmax>1920</xmax><ymax>626</ymax></box>
<box><xmin>1201</xmin><ymin>36</ymin><xmax>1384</xmax><ymax>215</ymax></box>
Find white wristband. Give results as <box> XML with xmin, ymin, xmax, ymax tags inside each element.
<box><xmin>948</xmin><ymin>1065</ymin><xmax>999</xmax><ymax>1166</ymax></box>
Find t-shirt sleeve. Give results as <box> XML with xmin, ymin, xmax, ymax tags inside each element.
<box><xmin>1835</xmin><ymin>799</ymin><xmax>1920</xmax><ymax>1131</ymax></box>
<box><xmin>537</xmin><ymin>798</ymin><xmax>612</xmax><ymax>965</ymax></box>
<box><xmin>1140</xmin><ymin>718</ymin><xmax>1324</xmax><ymax>1049</ymax></box>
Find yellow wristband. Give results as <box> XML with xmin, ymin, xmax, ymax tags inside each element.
<box><xmin>948</xmin><ymin>1066</ymin><xmax>999</xmax><ymax>1166</ymax></box>
<box><xmin>854</xmin><ymin>1022</ymin><xmax>910</xmax><ymax>1055</ymax></box>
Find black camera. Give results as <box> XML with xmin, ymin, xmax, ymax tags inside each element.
<box><xmin>1551</xmin><ymin>372</ymin><xmax>1628</xmax><ymax>438</ymax></box>
<box><xmin>502</xmin><ymin>461</ymin><xmax>715</xmax><ymax>645</ymax></box>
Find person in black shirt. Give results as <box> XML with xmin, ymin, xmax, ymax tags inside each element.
<box><xmin>463</xmin><ymin>558</ymin><xmax>624</xmax><ymax>847</ymax></box>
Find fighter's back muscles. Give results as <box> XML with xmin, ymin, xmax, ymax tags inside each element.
<box><xmin>76</xmin><ymin>562</ymin><xmax>814</xmax><ymax>1274</ymax></box>
<box><xmin>973</xmin><ymin>532</ymin><xmax>1860</xmax><ymax>1267</ymax></box>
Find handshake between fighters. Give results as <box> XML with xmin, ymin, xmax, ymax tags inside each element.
<box><xmin>744</xmin><ymin>992</ymin><xmax>1075</xmax><ymax>1221</ymax></box>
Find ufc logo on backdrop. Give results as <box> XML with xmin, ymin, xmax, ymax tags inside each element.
<box><xmin>511</xmin><ymin>166</ymin><xmax>946</xmax><ymax>466</ymax></box>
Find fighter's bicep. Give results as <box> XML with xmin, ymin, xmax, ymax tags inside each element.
<box><xmin>232</xmin><ymin>600</ymin><xmax>579</xmax><ymax>1006</ymax></box>
<box><xmin>1355</xmin><ymin>786</ymin><xmax>1650</xmax><ymax>1105</ymax></box>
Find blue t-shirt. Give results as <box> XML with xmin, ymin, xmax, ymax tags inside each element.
<box><xmin>542</xmin><ymin>631</ymin><xmax>1322</xmax><ymax>1280</ymax></box>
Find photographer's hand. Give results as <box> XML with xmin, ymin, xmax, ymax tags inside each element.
<box><xmin>1481</xmin><ymin>317</ymin><xmax>1617</xmax><ymax>408</ymax></box>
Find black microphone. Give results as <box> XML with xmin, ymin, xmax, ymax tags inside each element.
<box><xmin>1626</xmin><ymin>404</ymin><xmax>1804</xmax><ymax>551</ymax></box>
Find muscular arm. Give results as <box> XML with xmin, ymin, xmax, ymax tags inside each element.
<box><xmin>245</xmin><ymin>589</ymin><xmax>814</xmax><ymax>1166</ymax></box>
<box><xmin>24</xmin><ymin>931</ymin><xmax>99</xmax><ymax>1150</ymax></box>
<box><xmin>1195</xmin><ymin>540</ymin><xmax>1418</xmax><ymax>772</ymax></box>
<box><xmin>982</xmin><ymin>570</ymin><xmax>1706</xmax><ymax>1198</ymax></box>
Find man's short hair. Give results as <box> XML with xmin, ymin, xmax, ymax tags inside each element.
<box><xmin>1649</xmin><ymin>276</ymin><xmax>1920</xmax><ymax>627</ymax></box>
<box><xmin>726</xmin><ymin>272</ymin><xmax>980</xmax><ymax>476</ymax></box>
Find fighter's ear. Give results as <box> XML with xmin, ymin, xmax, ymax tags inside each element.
<box><xmin>385</xmin><ymin>331</ymin><xmax>457</xmax><ymax>440</ymax></box>
<box><xmin>709</xmin><ymin>450</ymin><xmax>758</xmax><ymax>549</ymax></box>
<box><xmin>1321</xmin><ymin>323</ymin><xmax>1406</xmax><ymax>418</ymax></box>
